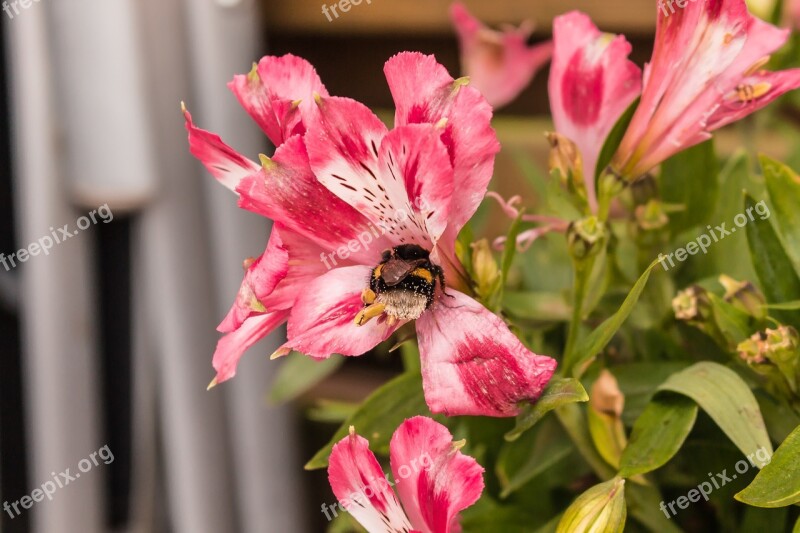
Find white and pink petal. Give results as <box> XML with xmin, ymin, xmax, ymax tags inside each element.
<box><xmin>416</xmin><ymin>290</ymin><xmax>557</xmax><ymax>417</ymax></box>
<box><xmin>211</xmin><ymin>311</ymin><xmax>288</xmax><ymax>385</ymax></box>
<box><xmin>390</xmin><ymin>417</ymin><xmax>484</xmax><ymax>533</ymax></box>
<box><xmin>328</xmin><ymin>428</ymin><xmax>415</xmax><ymax>533</ymax></box>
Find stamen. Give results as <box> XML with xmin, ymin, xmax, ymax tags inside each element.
<box><xmin>361</xmin><ymin>288</ymin><xmax>377</xmax><ymax>305</ymax></box>
<box><xmin>355</xmin><ymin>302</ymin><xmax>386</xmax><ymax>326</ymax></box>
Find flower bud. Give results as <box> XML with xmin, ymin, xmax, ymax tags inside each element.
<box><xmin>738</xmin><ymin>326</ymin><xmax>800</xmax><ymax>394</ymax></box>
<box><xmin>557</xmin><ymin>477</ymin><xmax>627</xmax><ymax>533</ymax></box>
<box><xmin>672</xmin><ymin>286</ymin><xmax>712</xmax><ymax>325</ymax></box>
<box><xmin>719</xmin><ymin>275</ymin><xmax>767</xmax><ymax>321</ymax></box>
<box><xmin>470</xmin><ymin>239</ymin><xmax>500</xmax><ymax>300</ymax></box>
<box><xmin>546</xmin><ymin>132</ymin><xmax>584</xmax><ymax>186</ymax></box>
<box><xmin>567</xmin><ymin>216</ymin><xmax>607</xmax><ymax>261</ymax></box>
<box><xmin>634</xmin><ymin>199</ymin><xmax>669</xmax><ymax>231</ymax></box>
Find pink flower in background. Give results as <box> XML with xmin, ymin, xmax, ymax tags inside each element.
<box><xmin>612</xmin><ymin>0</ymin><xmax>800</xmax><ymax>180</ymax></box>
<box><xmin>789</xmin><ymin>0</ymin><xmax>800</xmax><ymax>28</ymax></box>
<box><xmin>450</xmin><ymin>2</ymin><xmax>553</xmax><ymax>109</ymax></box>
<box><xmin>184</xmin><ymin>52</ymin><xmax>557</xmax><ymax>416</ymax></box>
<box><xmin>548</xmin><ymin>11</ymin><xmax>642</xmax><ymax>212</ymax></box>
<box><xmin>327</xmin><ymin>416</ymin><xmax>484</xmax><ymax>533</ymax></box>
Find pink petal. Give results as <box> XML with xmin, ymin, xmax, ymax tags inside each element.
<box><xmin>384</xmin><ymin>52</ymin><xmax>500</xmax><ymax>235</ymax></box>
<box><xmin>390</xmin><ymin>416</ymin><xmax>484</xmax><ymax>533</ymax></box>
<box><xmin>228</xmin><ymin>54</ymin><xmax>329</xmax><ymax>147</ymax></box>
<box><xmin>212</xmin><ymin>311</ymin><xmax>288</xmax><ymax>384</ymax></box>
<box><xmin>707</xmin><ymin>68</ymin><xmax>800</xmax><ymax>129</ymax></box>
<box><xmin>328</xmin><ymin>428</ymin><xmax>415</xmax><ymax>533</ymax></box>
<box><xmin>450</xmin><ymin>2</ymin><xmax>552</xmax><ymax>109</ymax></box>
<box><xmin>281</xmin><ymin>266</ymin><xmax>405</xmax><ymax>359</ymax></box>
<box><xmin>416</xmin><ymin>290</ymin><xmax>557</xmax><ymax>417</ymax></box>
<box><xmin>218</xmin><ymin>226</ymin><xmax>290</xmax><ymax>333</ymax></box>
<box><xmin>549</xmin><ymin>11</ymin><xmax>641</xmax><ymax>206</ymax></box>
<box><xmin>236</xmin><ymin>134</ymin><xmax>393</xmax><ymax>264</ymax></box>
<box><xmin>614</xmin><ymin>0</ymin><xmax>798</xmax><ymax>178</ymax></box>
<box><xmin>183</xmin><ymin>105</ymin><xmax>260</xmax><ymax>193</ymax></box>
<box><xmin>306</xmin><ymin>97</ymin><xmax>445</xmax><ymax>246</ymax></box>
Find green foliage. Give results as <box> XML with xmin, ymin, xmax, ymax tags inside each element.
<box><xmin>506</xmin><ymin>378</ymin><xmax>588</xmax><ymax>441</ymax></box>
<box><xmin>736</xmin><ymin>424</ymin><xmax>800</xmax><ymax>508</ymax></box>
<box><xmin>269</xmin><ymin>353</ymin><xmax>344</xmax><ymax>405</ymax></box>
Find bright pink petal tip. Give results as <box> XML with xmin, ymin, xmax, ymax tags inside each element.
<box><xmin>416</xmin><ymin>290</ymin><xmax>557</xmax><ymax>417</ymax></box>
<box><xmin>549</xmin><ymin>11</ymin><xmax>642</xmax><ymax>207</ymax></box>
<box><xmin>183</xmin><ymin>105</ymin><xmax>260</xmax><ymax>193</ymax></box>
<box><xmin>450</xmin><ymin>2</ymin><xmax>552</xmax><ymax>109</ymax></box>
<box><xmin>390</xmin><ymin>416</ymin><xmax>484</xmax><ymax>533</ymax></box>
<box><xmin>228</xmin><ymin>54</ymin><xmax>329</xmax><ymax>147</ymax></box>
<box><xmin>212</xmin><ymin>311</ymin><xmax>288</xmax><ymax>384</ymax></box>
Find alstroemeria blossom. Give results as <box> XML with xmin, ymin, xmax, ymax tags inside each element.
<box><xmin>184</xmin><ymin>52</ymin><xmax>557</xmax><ymax>416</ymax></box>
<box><xmin>450</xmin><ymin>2</ymin><xmax>552</xmax><ymax>109</ymax></box>
<box><xmin>612</xmin><ymin>0</ymin><xmax>800</xmax><ymax>180</ymax></box>
<box><xmin>549</xmin><ymin>11</ymin><xmax>642</xmax><ymax>211</ymax></box>
<box><xmin>327</xmin><ymin>416</ymin><xmax>483</xmax><ymax>533</ymax></box>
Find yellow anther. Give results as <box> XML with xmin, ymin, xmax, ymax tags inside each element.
<box><xmin>355</xmin><ymin>302</ymin><xmax>386</xmax><ymax>326</ymax></box>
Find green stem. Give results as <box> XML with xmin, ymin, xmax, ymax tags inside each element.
<box><xmin>563</xmin><ymin>255</ymin><xmax>595</xmax><ymax>376</ymax></box>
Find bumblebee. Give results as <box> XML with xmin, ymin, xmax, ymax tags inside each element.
<box><xmin>355</xmin><ymin>244</ymin><xmax>446</xmax><ymax>326</ymax></box>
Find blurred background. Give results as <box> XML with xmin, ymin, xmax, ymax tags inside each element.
<box><xmin>0</xmin><ymin>1</ymin><xmax>796</xmax><ymax>532</ymax></box>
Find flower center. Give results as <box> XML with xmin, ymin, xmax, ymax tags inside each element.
<box><xmin>355</xmin><ymin>244</ymin><xmax>443</xmax><ymax>327</ymax></box>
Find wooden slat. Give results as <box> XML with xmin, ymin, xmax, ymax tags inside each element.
<box><xmin>263</xmin><ymin>0</ymin><xmax>656</xmax><ymax>35</ymax></box>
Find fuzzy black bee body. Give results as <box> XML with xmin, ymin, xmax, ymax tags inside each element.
<box><xmin>355</xmin><ymin>245</ymin><xmax>446</xmax><ymax>326</ymax></box>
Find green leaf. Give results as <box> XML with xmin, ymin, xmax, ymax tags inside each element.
<box><xmin>795</xmin><ymin>516</ymin><xmax>800</xmax><ymax>533</ymax></box>
<box><xmin>569</xmin><ymin>259</ymin><xmax>661</xmax><ymax>377</ymax></box>
<box><xmin>611</xmin><ymin>361</ymin><xmax>691</xmax><ymax>425</ymax></box>
<box><xmin>497</xmin><ymin>418</ymin><xmax>573</xmax><ymax>499</ymax></box>
<box><xmin>595</xmin><ymin>98</ymin><xmax>639</xmax><ymax>181</ymax></box>
<box><xmin>268</xmin><ymin>353</ymin><xmax>344</xmax><ymax>405</ymax></box>
<box><xmin>506</xmin><ymin>378</ymin><xmax>589</xmax><ymax>441</ymax></box>
<box><xmin>306</xmin><ymin>400</ymin><xmax>358</xmax><ymax>424</ymax></box>
<box><xmin>661</xmin><ymin>139</ymin><xmax>719</xmax><ymax>236</ymax></box>
<box><xmin>762</xmin><ymin>154</ymin><xmax>800</xmax><ymax>267</ymax></box>
<box><xmin>658</xmin><ymin>362</ymin><xmax>773</xmax><ymax>465</ymax></box>
<box><xmin>305</xmin><ymin>372</ymin><xmax>430</xmax><ymax>470</ymax></box>
<box><xmin>557</xmin><ymin>478</ymin><xmax>627</xmax><ymax>533</ymax></box>
<box><xmin>626</xmin><ymin>483</ymin><xmax>684</xmax><ymax>533</ymax></box>
<box><xmin>745</xmin><ymin>193</ymin><xmax>800</xmax><ymax>329</ymax></box>
<box><xmin>736</xmin><ymin>423</ymin><xmax>800</xmax><ymax>508</ymax></box>
<box><xmin>618</xmin><ymin>395</ymin><xmax>698</xmax><ymax>478</ymax></box>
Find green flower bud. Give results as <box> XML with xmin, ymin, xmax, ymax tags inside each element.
<box><xmin>567</xmin><ymin>216</ymin><xmax>607</xmax><ymax>261</ymax></box>
<box><xmin>719</xmin><ymin>275</ymin><xmax>767</xmax><ymax>321</ymax></box>
<box><xmin>672</xmin><ymin>285</ymin><xmax>712</xmax><ymax>325</ymax></box>
<box><xmin>557</xmin><ymin>478</ymin><xmax>627</xmax><ymax>533</ymax></box>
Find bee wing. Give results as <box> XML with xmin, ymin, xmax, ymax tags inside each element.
<box><xmin>382</xmin><ymin>259</ymin><xmax>425</xmax><ymax>286</ymax></box>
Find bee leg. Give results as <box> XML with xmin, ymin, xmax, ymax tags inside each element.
<box><xmin>361</xmin><ymin>288</ymin><xmax>377</xmax><ymax>305</ymax></box>
<box><xmin>435</xmin><ymin>267</ymin><xmax>455</xmax><ymax>299</ymax></box>
<box><xmin>355</xmin><ymin>302</ymin><xmax>386</xmax><ymax>326</ymax></box>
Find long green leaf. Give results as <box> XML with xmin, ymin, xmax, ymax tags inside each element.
<box><xmin>506</xmin><ymin>378</ymin><xmax>589</xmax><ymax>441</ymax></box>
<box><xmin>762</xmin><ymin>154</ymin><xmax>800</xmax><ymax>267</ymax></box>
<box><xmin>569</xmin><ymin>259</ymin><xmax>661</xmax><ymax>377</ymax></box>
<box><xmin>735</xmin><ymin>423</ymin><xmax>800</xmax><ymax>508</ymax></box>
<box><xmin>658</xmin><ymin>362</ymin><xmax>773</xmax><ymax>465</ymax></box>
<box><xmin>269</xmin><ymin>353</ymin><xmax>344</xmax><ymax>405</ymax></box>
<box><xmin>661</xmin><ymin>139</ymin><xmax>719</xmax><ymax>236</ymax></box>
<box><xmin>618</xmin><ymin>395</ymin><xmax>698</xmax><ymax>478</ymax></box>
<box><xmin>305</xmin><ymin>372</ymin><xmax>430</xmax><ymax>470</ymax></box>
<box><xmin>595</xmin><ymin>98</ymin><xmax>639</xmax><ymax>181</ymax></box>
<box><xmin>745</xmin><ymin>193</ymin><xmax>800</xmax><ymax>329</ymax></box>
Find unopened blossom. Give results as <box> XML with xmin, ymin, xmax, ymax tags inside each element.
<box><xmin>612</xmin><ymin>0</ymin><xmax>800</xmax><ymax>180</ymax></box>
<box><xmin>450</xmin><ymin>2</ymin><xmax>552</xmax><ymax>109</ymax></box>
<box><xmin>327</xmin><ymin>416</ymin><xmax>483</xmax><ymax>533</ymax></box>
<box><xmin>184</xmin><ymin>52</ymin><xmax>557</xmax><ymax>416</ymax></box>
<box><xmin>548</xmin><ymin>11</ymin><xmax>642</xmax><ymax>211</ymax></box>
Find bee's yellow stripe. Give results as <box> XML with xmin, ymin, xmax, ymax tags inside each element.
<box><xmin>411</xmin><ymin>268</ymin><xmax>434</xmax><ymax>283</ymax></box>
<box><xmin>373</xmin><ymin>264</ymin><xmax>383</xmax><ymax>279</ymax></box>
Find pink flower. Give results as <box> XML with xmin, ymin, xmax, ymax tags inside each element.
<box><xmin>789</xmin><ymin>0</ymin><xmax>800</xmax><ymax>28</ymax></box>
<box><xmin>612</xmin><ymin>0</ymin><xmax>800</xmax><ymax>180</ymax></box>
<box><xmin>548</xmin><ymin>12</ymin><xmax>642</xmax><ymax>212</ymax></box>
<box><xmin>184</xmin><ymin>52</ymin><xmax>557</xmax><ymax>416</ymax></box>
<box><xmin>327</xmin><ymin>416</ymin><xmax>483</xmax><ymax>532</ymax></box>
<box><xmin>450</xmin><ymin>2</ymin><xmax>552</xmax><ymax>109</ymax></box>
